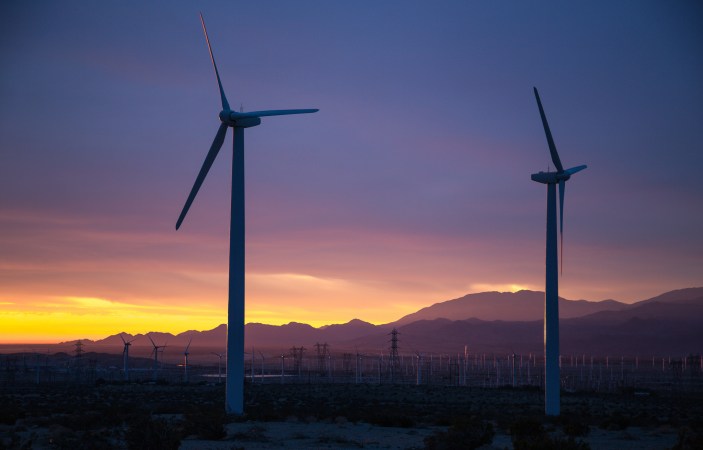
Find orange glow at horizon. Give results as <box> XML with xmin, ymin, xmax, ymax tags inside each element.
<box><xmin>1</xmin><ymin>271</ymin><xmax>505</xmax><ymax>344</ymax></box>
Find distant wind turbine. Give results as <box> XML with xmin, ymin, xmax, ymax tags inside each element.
<box><xmin>176</xmin><ymin>13</ymin><xmax>318</xmax><ymax>415</ymax></box>
<box><xmin>530</xmin><ymin>87</ymin><xmax>587</xmax><ymax>416</ymax></box>
<box><xmin>148</xmin><ymin>334</ymin><xmax>167</xmax><ymax>381</ymax></box>
<box><xmin>212</xmin><ymin>352</ymin><xmax>225</xmax><ymax>384</ymax></box>
<box><xmin>183</xmin><ymin>337</ymin><xmax>193</xmax><ymax>383</ymax></box>
<box><xmin>120</xmin><ymin>333</ymin><xmax>136</xmax><ymax>382</ymax></box>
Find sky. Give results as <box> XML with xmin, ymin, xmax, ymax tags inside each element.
<box><xmin>1</xmin><ymin>1</ymin><xmax>702</xmax><ymax>343</ymax></box>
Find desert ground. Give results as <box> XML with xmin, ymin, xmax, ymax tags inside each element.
<box><xmin>1</xmin><ymin>381</ymin><xmax>702</xmax><ymax>449</ymax></box>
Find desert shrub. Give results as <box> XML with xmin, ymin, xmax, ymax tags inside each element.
<box><xmin>48</xmin><ymin>428</ymin><xmax>118</xmax><ymax>450</ymax></box>
<box><xmin>510</xmin><ymin>416</ymin><xmax>590</xmax><ymax>450</ymax></box>
<box><xmin>672</xmin><ymin>426</ymin><xmax>703</xmax><ymax>450</ymax></box>
<box><xmin>125</xmin><ymin>414</ymin><xmax>182</xmax><ymax>450</ymax></box>
<box><xmin>599</xmin><ymin>411</ymin><xmax>630</xmax><ymax>430</ymax></box>
<box><xmin>366</xmin><ymin>411</ymin><xmax>416</xmax><ymax>428</ymax></box>
<box><xmin>182</xmin><ymin>406</ymin><xmax>226</xmax><ymax>440</ymax></box>
<box><xmin>317</xmin><ymin>434</ymin><xmax>358</xmax><ymax>446</ymax></box>
<box><xmin>0</xmin><ymin>429</ymin><xmax>21</xmax><ymax>450</ymax></box>
<box><xmin>514</xmin><ymin>434</ymin><xmax>590</xmax><ymax>450</ymax></box>
<box><xmin>559</xmin><ymin>415</ymin><xmax>590</xmax><ymax>437</ymax></box>
<box><xmin>0</xmin><ymin>410</ymin><xmax>22</xmax><ymax>426</ymax></box>
<box><xmin>510</xmin><ymin>417</ymin><xmax>545</xmax><ymax>439</ymax></box>
<box><xmin>424</xmin><ymin>416</ymin><xmax>494</xmax><ymax>450</ymax></box>
<box><xmin>52</xmin><ymin>411</ymin><xmax>105</xmax><ymax>431</ymax></box>
<box><xmin>232</xmin><ymin>425</ymin><xmax>268</xmax><ymax>442</ymax></box>
<box><xmin>547</xmin><ymin>437</ymin><xmax>590</xmax><ymax>449</ymax></box>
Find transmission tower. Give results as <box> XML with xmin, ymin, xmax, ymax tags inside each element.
<box><xmin>289</xmin><ymin>346</ymin><xmax>305</xmax><ymax>377</ymax></box>
<box><xmin>388</xmin><ymin>328</ymin><xmax>400</xmax><ymax>382</ymax></box>
<box><xmin>315</xmin><ymin>342</ymin><xmax>329</xmax><ymax>376</ymax></box>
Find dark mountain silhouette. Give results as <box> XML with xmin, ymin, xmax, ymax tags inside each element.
<box><xmin>391</xmin><ymin>290</ymin><xmax>628</xmax><ymax>325</ymax></box>
<box><xmin>72</xmin><ymin>287</ymin><xmax>703</xmax><ymax>357</ymax></box>
<box><xmin>246</xmin><ymin>319</ymin><xmax>380</xmax><ymax>349</ymax></box>
<box><xmin>634</xmin><ymin>287</ymin><xmax>703</xmax><ymax>306</ymax></box>
<box><xmin>91</xmin><ymin>324</ymin><xmax>227</xmax><ymax>349</ymax></box>
<box><xmin>573</xmin><ymin>297</ymin><xmax>703</xmax><ymax>324</ymax></box>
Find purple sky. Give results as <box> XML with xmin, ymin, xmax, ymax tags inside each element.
<box><xmin>1</xmin><ymin>1</ymin><xmax>702</xmax><ymax>338</ymax></box>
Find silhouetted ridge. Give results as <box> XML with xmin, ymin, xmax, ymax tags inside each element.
<box><xmin>391</xmin><ymin>290</ymin><xmax>627</xmax><ymax>325</ymax></box>
<box><xmin>75</xmin><ymin>287</ymin><xmax>703</xmax><ymax>356</ymax></box>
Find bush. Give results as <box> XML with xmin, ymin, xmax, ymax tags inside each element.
<box><xmin>559</xmin><ymin>415</ymin><xmax>590</xmax><ymax>437</ymax></box>
<box><xmin>510</xmin><ymin>416</ymin><xmax>590</xmax><ymax>450</ymax></box>
<box><xmin>125</xmin><ymin>414</ymin><xmax>182</xmax><ymax>450</ymax></box>
<box><xmin>0</xmin><ymin>398</ymin><xmax>24</xmax><ymax>425</ymax></box>
<box><xmin>672</xmin><ymin>427</ymin><xmax>703</xmax><ymax>450</ymax></box>
<box><xmin>183</xmin><ymin>407</ymin><xmax>226</xmax><ymax>440</ymax></box>
<box><xmin>424</xmin><ymin>416</ymin><xmax>494</xmax><ymax>450</ymax></box>
<box><xmin>599</xmin><ymin>412</ymin><xmax>630</xmax><ymax>430</ymax></box>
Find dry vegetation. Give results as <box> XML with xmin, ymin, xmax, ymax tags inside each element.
<box><xmin>1</xmin><ymin>381</ymin><xmax>702</xmax><ymax>449</ymax></box>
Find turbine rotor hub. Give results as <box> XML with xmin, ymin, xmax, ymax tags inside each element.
<box><xmin>219</xmin><ymin>110</ymin><xmax>262</xmax><ymax>128</ymax></box>
<box><xmin>531</xmin><ymin>171</ymin><xmax>569</xmax><ymax>184</ymax></box>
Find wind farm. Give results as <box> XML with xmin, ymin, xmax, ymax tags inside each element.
<box><xmin>2</xmin><ymin>2</ymin><xmax>702</xmax><ymax>449</ymax></box>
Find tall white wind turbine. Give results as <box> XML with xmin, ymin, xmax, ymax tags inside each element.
<box><xmin>176</xmin><ymin>14</ymin><xmax>318</xmax><ymax>414</ymax></box>
<box><xmin>530</xmin><ymin>87</ymin><xmax>586</xmax><ymax>416</ymax></box>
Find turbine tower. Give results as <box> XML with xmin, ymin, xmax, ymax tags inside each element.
<box><xmin>530</xmin><ymin>87</ymin><xmax>587</xmax><ymax>416</ymax></box>
<box><xmin>120</xmin><ymin>333</ymin><xmax>136</xmax><ymax>382</ymax></box>
<box><xmin>183</xmin><ymin>337</ymin><xmax>193</xmax><ymax>383</ymax></box>
<box><xmin>175</xmin><ymin>14</ymin><xmax>318</xmax><ymax>414</ymax></box>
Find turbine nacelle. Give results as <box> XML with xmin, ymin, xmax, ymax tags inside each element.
<box><xmin>531</xmin><ymin>164</ymin><xmax>587</xmax><ymax>184</ymax></box>
<box><xmin>219</xmin><ymin>110</ymin><xmax>262</xmax><ymax>128</ymax></box>
<box><xmin>530</xmin><ymin>171</ymin><xmax>569</xmax><ymax>184</ymax></box>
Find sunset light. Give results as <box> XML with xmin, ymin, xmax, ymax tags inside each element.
<box><xmin>1</xmin><ymin>1</ymin><xmax>701</xmax><ymax>347</ymax></box>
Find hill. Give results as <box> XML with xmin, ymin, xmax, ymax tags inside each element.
<box><xmin>392</xmin><ymin>290</ymin><xmax>628</xmax><ymax>324</ymax></box>
<box><xmin>59</xmin><ymin>287</ymin><xmax>703</xmax><ymax>357</ymax></box>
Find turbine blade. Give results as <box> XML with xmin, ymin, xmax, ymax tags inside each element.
<box><xmin>176</xmin><ymin>123</ymin><xmax>229</xmax><ymax>230</ymax></box>
<box><xmin>200</xmin><ymin>13</ymin><xmax>230</xmax><ymax>111</ymax></box>
<box><xmin>147</xmin><ymin>334</ymin><xmax>156</xmax><ymax>348</ymax></box>
<box><xmin>234</xmin><ymin>109</ymin><xmax>319</xmax><ymax>118</ymax></box>
<box><xmin>559</xmin><ymin>180</ymin><xmax>565</xmax><ymax>237</ymax></box>
<box><xmin>185</xmin><ymin>337</ymin><xmax>193</xmax><ymax>352</ymax></box>
<box><xmin>534</xmin><ymin>87</ymin><xmax>564</xmax><ymax>173</ymax></box>
<box><xmin>565</xmin><ymin>164</ymin><xmax>587</xmax><ymax>175</ymax></box>
<box><xmin>559</xmin><ymin>179</ymin><xmax>565</xmax><ymax>275</ymax></box>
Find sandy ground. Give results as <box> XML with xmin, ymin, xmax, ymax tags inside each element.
<box><xmin>2</xmin><ymin>383</ymin><xmax>697</xmax><ymax>449</ymax></box>
<box><xmin>182</xmin><ymin>420</ymin><xmax>439</xmax><ymax>449</ymax></box>
<box><xmin>177</xmin><ymin>421</ymin><xmax>678</xmax><ymax>449</ymax></box>
<box><xmin>2</xmin><ymin>412</ymin><xmax>682</xmax><ymax>449</ymax></box>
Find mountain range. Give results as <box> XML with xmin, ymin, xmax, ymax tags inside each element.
<box><xmin>77</xmin><ymin>287</ymin><xmax>703</xmax><ymax>357</ymax></box>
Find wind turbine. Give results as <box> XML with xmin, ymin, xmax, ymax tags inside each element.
<box><xmin>148</xmin><ymin>334</ymin><xmax>166</xmax><ymax>381</ymax></box>
<box><xmin>120</xmin><ymin>333</ymin><xmax>136</xmax><ymax>382</ymax></box>
<box><xmin>530</xmin><ymin>87</ymin><xmax>587</xmax><ymax>416</ymax></box>
<box><xmin>183</xmin><ymin>337</ymin><xmax>193</xmax><ymax>383</ymax></box>
<box><xmin>176</xmin><ymin>14</ymin><xmax>318</xmax><ymax>415</ymax></box>
<box><xmin>212</xmin><ymin>352</ymin><xmax>225</xmax><ymax>384</ymax></box>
